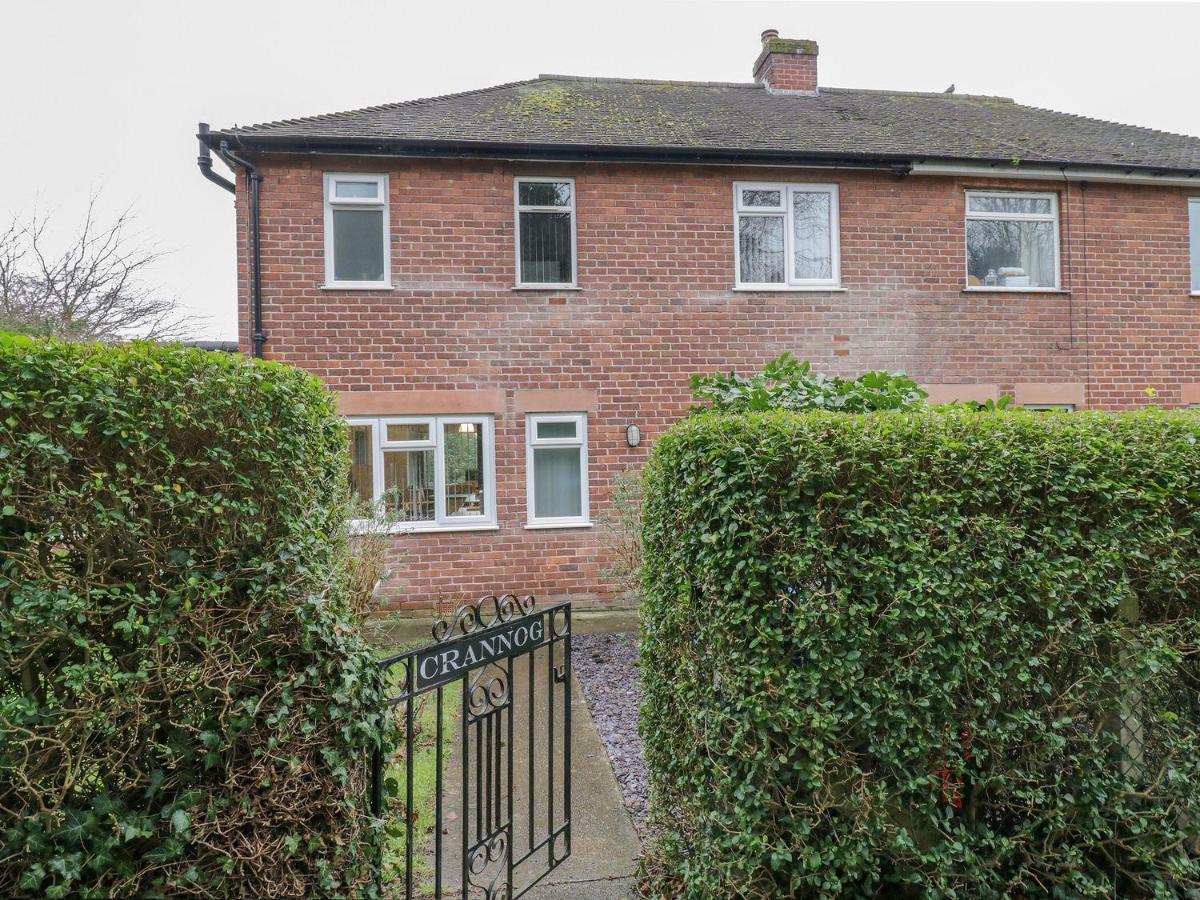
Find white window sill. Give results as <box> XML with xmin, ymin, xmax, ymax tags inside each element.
<box><xmin>321</xmin><ymin>283</ymin><xmax>394</xmax><ymax>291</ymax></box>
<box><xmin>513</xmin><ymin>285</ymin><xmax>581</xmax><ymax>291</ymax></box>
<box><xmin>732</xmin><ymin>285</ymin><xmax>847</xmax><ymax>292</ymax></box>
<box><xmin>349</xmin><ymin>520</ymin><xmax>499</xmax><ymax>535</ymax></box>
<box><xmin>1191</xmin><ymin>292</ymin><xmax>1200</xmax><ymax>297</ymax></box>
<box><xmin>963</xmin><ymin>287</ymin><xmax>1067</xmax><ymax>294</ymax></box>
<box><xmin>524</xmin><ymin>521</ymin><xmax>593</xmax><ymax>530</ymax></box>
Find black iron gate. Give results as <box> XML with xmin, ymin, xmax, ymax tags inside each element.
<box><xmin>372</xmin><ymin>594</ymin><xmax>572</xmax><ymax>898</ymax></box>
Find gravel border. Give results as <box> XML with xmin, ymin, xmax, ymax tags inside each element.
<box><xmin>572</xmin><ymin>632</ymin><xmax>650</xmax><ymax>839</ymax></box>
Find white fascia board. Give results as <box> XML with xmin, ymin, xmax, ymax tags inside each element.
<box><xmin>911</xmin><ymin>161</ymin><xmax>1200</xmax><ymax>189</ymax></box>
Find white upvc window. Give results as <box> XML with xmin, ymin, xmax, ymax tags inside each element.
<box><xmin>515</xmin><ymin>177</ymin><xmax>577</xmax><ymax>288</ymax></box>
<box><xmin>525</xmin><ymin>413</ymin><xmax>590</xmax><ymax>527</ymax></box>
<box><xmin>965</xmin><ymin>190</ymin><xmax>1060</xmax><ymax>290</ymax></box>
<box><xmin>1023</xmin><ymin>404</ymin><xmax>1075</xmax><ymax>412</ymax></box>
<box><xmin>346</xmin><ymin>415</ymin><xmax>496</xmax><ymax>531</ymax></box>
<box><xmin>323</xmin><ymin>173</ymin><xmax>390</xmax><ymax>288</ymax></box>
<box><xmin>733</xmin><ymin>182</ymin><xmax>840</xmax><ymax>289</ymax></box>
<box><xmin>1189</xmin><ymin>197</ymin><xmax>1199</xmax><ymax>294</ymax></box>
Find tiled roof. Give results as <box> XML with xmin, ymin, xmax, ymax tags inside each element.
<box><xmin>207</xmin><ymin>75</ymin><xmax>1200</xmax><ymax>173</ymax></box>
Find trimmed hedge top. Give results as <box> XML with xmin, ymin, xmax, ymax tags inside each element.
<box><xmin>0</xmin><ymin>340</ymin><xmax>390</xmax><ymax>897</ymax></box>
<box><xmin>640</xmin><ymin>409</ymin><xmax>1200</xmax><ymax>897</ymax></box>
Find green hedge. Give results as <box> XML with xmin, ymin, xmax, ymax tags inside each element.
<box><xmin>640</xmin><ymin>409</ymin><xmax>1200</xmax><ymax>897</ymax></box>
<box><xmin>0</xmin><ymin>340</ymin><xmax>391</xmax><ymax>897</ymax></box>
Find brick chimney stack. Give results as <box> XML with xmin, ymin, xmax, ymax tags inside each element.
<box><xmin>753</xmin><ymin>29</ymin><xmax>819</xmax><ymax>94</ymax></box>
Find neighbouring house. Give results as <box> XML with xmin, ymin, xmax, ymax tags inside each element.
<box><xmin>197</xmin><ymin>31</ymin><xmax>1200</xmax><ymax>612</ymax></box>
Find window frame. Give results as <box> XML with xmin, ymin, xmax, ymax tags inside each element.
<box><xmin>964</xmin><ymin>189</ymin><xmax>1061</xmax><ymax>292</ymax></box>
<box><xmin>1189</xmin><ymin>197</ymin><xmax>1200</xmax><ymax>295</ymax></box>
<box><xmin>323</xmin><ymin>172</ymin><xmax>391</xmax><ymax>289</ymax></box>
<box><xmin>733</xmin><ymin>181</ymin><xmax>841</xmax><ymax>290</ymax></box>
<box><xmin>1023</xmin><ymin>404</ymin><xmax>1075</xmax><ymax>412</ymax></box>
<box><xmin>347</xmin><ymin>414</ymin><xmax>496</xmax><ymax>532</ymax></box>
<box><xmin>525</xmin><ymin>412</ymin><xmax>590</xmax><ymax>528</ymax></box>
<box><xmin>514</xmin><ymin>176</ymin><xmax>578</xmax><ymax>289</ymax></box>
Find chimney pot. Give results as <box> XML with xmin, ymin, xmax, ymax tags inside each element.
<box><xmin>753</xmin><ymin>32</ymin><xmax>819</xmax><ymax>94</ymax></box>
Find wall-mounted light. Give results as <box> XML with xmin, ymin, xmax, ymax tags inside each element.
<box><xmin>625</xmin><ymin>423</ymin><xmax>641</xmax><ymax>447</ymax></box>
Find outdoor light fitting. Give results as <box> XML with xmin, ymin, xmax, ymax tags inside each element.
<box><xmin>625</xmin><ymin>423</ymin><xmax>641</xmax><ymax>447</ymax></box>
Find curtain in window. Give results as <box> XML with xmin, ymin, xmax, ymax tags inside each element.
<box><xmin>792</xmin><ymin>191</ymin><xmax>833</xmax><ymax>280</ymax></box>
<box><xmin>533</xmin><ymin>447</ymin><xmax>582</xmax><ymax>519</ymax></box>
<box><xmin>333</xmin><ymin>208</ymin><xmax>385</xmax><ymax>282</ymax></box>
<box><xmin>1190</xmin><ymin>200</ymin><xmax>1200</xmax><ymax>292</ymax></box>
<box><xmin>738</xmin><ymin>216</ymin><xmax>785</xmax><ymax>283</ymax></box>
<box><xmin>519</xmin><ymin>212</ymin><xmax>573</xmax><ymax>283</ymax></box>
<box><xmin>349</xmin><ymin>426</ymin><xmax>373</xmax><ymax>504</ymax></box>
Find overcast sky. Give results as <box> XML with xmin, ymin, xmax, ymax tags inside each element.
<box><xmin>2</xmin><ymin>0</ymin><xmax>1197</xmax><ymax>340</ymax></box>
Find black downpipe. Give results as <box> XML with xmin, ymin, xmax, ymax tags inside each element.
<box><xmin>218</xmin><ymin>140</ymin><xmax>266</xmax><ymax>359</ymax></box>
<box><xmin>196</xmin><ymin>123</ymin><xmax>235</xmax><ymax>194</ymax></box>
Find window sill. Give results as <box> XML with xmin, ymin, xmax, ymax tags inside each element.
<box><xmin>513</xmin><ymin>285</ymin><xmax>582</xmax><ymax>292</ymax></box>
<box><xmin>1191</xmin><ymin>292</ymin><xmax>1200</xmax><ymax>297</ymax></box>
<box><xmin>732</xmin><ymin>285</ymin><xmax>847</xmax><ymax>292</ymax></box>
<box><xmin>524</xmin><ymin>521</ymin><xmax>593</xmax><ymax>530</ymax></box>
<box><xmin>349</xmin><ymin>520</ymin><xmax>499</xmax><ymax>535</ymax></box>
<box><xmin>963</xmin><ymin>287</ymin><xmax>1068</xmax><ymax>295</ymax></box>
<box><xmin>321</xmin><ymin>283</ymin><xmax>395</xmax><ymax>291</ymax></box>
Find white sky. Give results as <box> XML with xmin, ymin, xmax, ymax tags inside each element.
<box><xmin>2</xmin><ymin>0</ymin><xmax>1197</xmax><ymax>340</ymax></box>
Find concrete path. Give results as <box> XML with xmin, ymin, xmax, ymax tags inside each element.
<box><xmin>377</xmin><ymin>608</ymin><xmax>640</xmax><ymax>899</ymax></box>
<box><xmin>523</xmin><ymin>669</ymin><xmax>639</xmax><ymax>899</ymax></box>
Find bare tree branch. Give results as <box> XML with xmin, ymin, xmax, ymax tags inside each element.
<box><xmin>0</xmin><ymin>196</ymin><xmax>195</xmax><ymax>342</ymax></box>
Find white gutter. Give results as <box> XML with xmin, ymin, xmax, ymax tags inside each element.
<box><xmin>912</xmin><ymin>161</ymin><xmax>1200</xmax><ymax>189</ymax></box>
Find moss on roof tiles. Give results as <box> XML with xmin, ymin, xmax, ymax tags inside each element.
<box><xmin>218</xmin><ymin>74</ymin><xmax>1200</xmax><ymax>172</ymax></box>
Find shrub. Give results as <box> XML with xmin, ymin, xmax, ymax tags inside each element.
<box><xmin>689</xmin><ymin>353</ymin><xmax>927</xmax><ymax>413</ymax></box>
<box><xmin>0</xmin><ymin>339</ymin><xmax>392</xmax><ymax>897</ymax></box>
<box><xmin>640</xmin><ymin>409</ymin><xmax>1200</xmax><ymax>897</ymax></box>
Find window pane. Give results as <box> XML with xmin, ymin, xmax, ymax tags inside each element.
<box><xmin>741</xmin><ymin>188</ymin><xmax>782</xmax><ymax>208</ymax></box>
<box><xmin>534</xmin><ymin>447</ymin><xmax>582</xmax><ymax>519</ymax></box>
<box><xmin>968</xmin><ymin>194</ymin><xmax>1052</xmax><ymax>215</ymax></box>
<box><xmin>382</xmin><ymin>449</ymin><xmax>435</xmax><ymax>522</ymax></box>
<box><xmin>1191</xmin><ymin>200</ymin><xmax>1200</xmax><ymax>292</ymax></box>
<box><xmin>333</xmin><ymin>208</ymin><xmax>385</xmax><ymax>282</ymax></box>
<box><xmin>519</xmin><ymin>211</ymin><xmax>573</xmax><ymax>283</ymax></box>
<box><xmin>536</xmin><ymin>420</ymin><xmax>577</xmax><ymax>440</ymax></box>
<box><xmin>967</xmin><ymin>220</ymin><xmax>1057</xmax><ymax>288</ymax></box>
<box><xmin>792</xmin><ymin>191</ymin><xmax>833</xmax><ymax>280</ymax></box>
<box><xmin>335</xmin><ymin>180</ymin><xmax>379</xmax><ymax>199</ymax></box>
<box><xmin>349</xmin><ymin>425</ymin><xmax>373</xmax><ymax>504</ymax></box>
<box><xmin>443</xmin><ymin>423</ymin><xmax>486</xmax><ymax>517</ymax></box>
<box><xmin>738</xmin><ymin>215</ymin><xmax>785</xmax><ymax>283</ymax></box>
<box><xmin>518</xmin><ymin>181</ymin><xmax>572</xmax><ymax>206</ymax></box>
<box><xmin>386</xmin><ymin>422</ymin><xmax>429</xmax><ymax>442</ymax></box>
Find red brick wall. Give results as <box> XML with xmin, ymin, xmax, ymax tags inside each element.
<box><xmin>232</xmin><ymin>157</ymin><xmax>1199</xmax><ymax>611</ymax></box>
<box><xmin>753</xmin><ymin>53</ymin><xmax>818</xmax><ymax>92</ymax></box>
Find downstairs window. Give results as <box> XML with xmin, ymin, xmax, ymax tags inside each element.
<box><xmin>347</xmin><ymin>415</ymin><xmax>495</xmax><ymax>529</ymax></box>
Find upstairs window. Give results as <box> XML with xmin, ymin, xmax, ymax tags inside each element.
<box><xmin>515</xmin><ymin>177</ymin><xmax>576</xmax><ymax>287</ymax></box>
<box><xmin>1190</xmin><ymin>198</ymin><xmax>1199</xmax><ymax>293</ymax></box>
<box><xmin>347</xmin><ymin>415</ymin><xmax>495</xmax><ymax>529</ymax></box>
<box><xmin>324</xmin><ymin>173</ymin><xmax>389</xmax><ymax>288</ymax></box>
<box><xmin>966</xmin><ymin>191</ymin><xmax>1060</xmax><ymax>290</ymax></box>
<box><xmin>526</xmin><ymin>413</ymin><xmax>589</xmax><ymax>527</ymax></box>
<box><xmin>734</xmin><ymin>182</ymin><xmax>840</xmax><ymax>289</ymax></box>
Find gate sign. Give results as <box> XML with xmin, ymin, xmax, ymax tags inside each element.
<box><xmin>414</xmin><ymin>614</ymin><xmax>547</xmax><ymax>691</ymax></box>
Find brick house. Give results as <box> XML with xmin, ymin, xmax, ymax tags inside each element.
<box><xmin>198</xmin><ymin>31</ymin><xmax>1200</xmax><ymax>612</ymax></box>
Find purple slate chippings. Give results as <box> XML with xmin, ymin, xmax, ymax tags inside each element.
<box><xmin>572</xmin><ymin>632</ymin><xmax>650</xmax><ymax>840</ymax></box>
